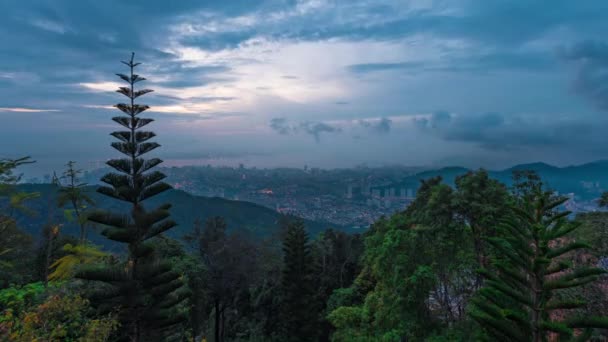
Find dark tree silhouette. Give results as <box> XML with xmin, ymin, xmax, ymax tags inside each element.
<box><xmin>77</xmin><ymin>53</ymin><xmax>188</xmax><ymax>341</ymax></box>
<box><xmin>281</xmin><ymin>219</ymin><xmax>318</xmax><ymax>341</ymax></box>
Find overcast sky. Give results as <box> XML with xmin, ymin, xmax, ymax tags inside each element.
<box><xmin>2</xmin><ymin>0</ymin><xmax>608</xmax><ymax>176</ymax></box>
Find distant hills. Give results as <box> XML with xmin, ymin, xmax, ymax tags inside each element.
<box><xmin>13</xmin><ymin>184</ymin><xmax>348</xmax><ymax>247</ymax></box>
<box><xmin>13</xmin><ymin>160</ymin><xmax>608</xmax><ymax>245</ymax></box>
<box><xmin>381</xmin><ymin>160</ymin><xmax>608</xmax><ymax>201</ymax></box>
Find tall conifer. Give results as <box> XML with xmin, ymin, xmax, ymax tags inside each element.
<box><xmin>470</xmin><ymin>189</ymin><xmax>608</xmax><ymax>341</ymax></box>
<box><xmin>281</xmin><ymin>219</ymin><xmax>318</xmax><ymax>341</ymax></box>
<box><xmin>77</xmin><ymin>53</ymin><xmax>188</xmax><ymax>341</ymax></box>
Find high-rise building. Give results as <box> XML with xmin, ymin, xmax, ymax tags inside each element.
<box><xmin>347</xmin><ymin>185</ymin><xmax>353</xmax><ymax>199</ymax></box>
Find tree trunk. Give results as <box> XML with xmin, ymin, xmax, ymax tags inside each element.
<box><xmin>214</xmin><ymin>299</ymin><xmax>221</xmax><ymax>342</ymax></box>
<box><xmin>472</xmin><ymin>226</ymin><xmax>486</xmax><ymax>288</ymax></box>
<box><xmin>220</xmin><ymin>306</ymin><xmax>225</xmax><ymax>342</ymax></box>
<box><xmin>532</xmin><ymin>235</ymin><xmax>542</xmax><ymax>342</ymax></box>
<box><xmin>72</xmin><ymin>198</ymin><xmax>85</xmax><ymax>245</ymax></box>
<box><xmin>442</xmin><ymin>280</ymin><xmax>455</xmax><ymax>323</ymax></box>
<box><xmin>44</xmin><ymin>229</ymin><xmax>53</xmax><ymax>287</ymax></box>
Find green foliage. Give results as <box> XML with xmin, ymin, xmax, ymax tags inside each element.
<box><xmin>312</xmin><ymin>229</ymin><xmax>364</xmax><ymax>340</ymax></box>
<box><xmin>329</xmin><ymin>176</ymin><xmax>479</xmax><ymax>341</ymax></box>
<box><xmin>34</xmin><ymin>224</ymin><xmax>78</xmax><ymax>285</ymax></box>
<box><xmin>469</xmin><ymin>189</ymin><xmax>608</xmax><ymax>341</ymax></box>
<box><xmin>281</xmin><ymin>219</ymin><xmax>319</xmax><ymax>341</ymax></box>
<box><xmin>57</xmin><ymin>161</ymin><xmax>95</xmax><ymax>243</ymax></box>
<box><xmin>0</xmin><ymin>282</ymin><xmax>46</xmax><ymax>314</ymax></box>
<box><xmin>49</xmin><ymin>243</ymin><xmax>108</xmax><ymax>281</ymax></box>
<box><xmin>76</xmin><ymin>53</ymin><xmax>187</xmax><ymax>341</ymax></box>
<box><xmin>0</xmin><ymin>220</ymin><xmax>34</xmax><ymax>287</ymax></box>
<box><xmin>598</xmin><ymin>191</ymin><xmax>608</xmax><ymax>208</ymax></box>
<box><xmin>0</xmin><ymin>157</ymin><xmax>39</xmax><ymax>216</ymax></box>
<box><xmin>1</xmin><ymin>289</ymin><xmax>118</xmax><ymax>342</ymax></box>
<box><xmin>453</xmin><ymin>170</ymin><xmax>510</xmax><ymax>278</ymax></box>
<box><xmin>559</xmin><ymin>212</ymin><xmax>608</xmax><ymax>333</ymax></box>
<box><xmin>0</xmin><ymin>157</ymin><xmax>38</xmax><ymax>286</ymax></box>
<box><xmin>326</xmin><ymin>306</ymin><xmax>368</xmax><ymax>342</ymax></box>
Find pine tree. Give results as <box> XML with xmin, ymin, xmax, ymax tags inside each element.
<box><xmin>280</xmin><ymin>219</ymin><xmax>318</xmax><ymax>341</ymax></box>
<box><xmin>469</xmin><ymin>188</ymin><xmax>608</xmax><ymax>341</ymax></box>
<box><xmin>77</xmin><ymin>53</ymin><xmax>188</xmax><ymax>341</ymax></box>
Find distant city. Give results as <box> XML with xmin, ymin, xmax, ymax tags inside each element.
<box><xmin>75</xmin><ymin>164</ymin><xmax>425</xmax><ymax>229</ymax></box>
<box><xmin>18</xmin><ymin>162</ymin><xmax>604</xmax><ymax>230</ymax></box>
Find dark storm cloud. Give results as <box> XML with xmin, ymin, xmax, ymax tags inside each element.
<box><xmin>348</xmin><ymin>51</ymin><xmax>556</xmax><ymax>75</ymax></box>
<box><xmin>348</xmin><ymin>62</ymin><xmax>422</xmax><ymax>74</ymax></box>
<box><xmin>414</xmin><ymin>111</ymin><xmax>604</xmax><ymax>151</ymax></box>
<box><xmin>269</xmin><ymin>118</ymin><xmax>341</xmax><ymax>142</ymax></box>
<box><xmin>560</xmin><ymin>41</ymin><xmax>608</xmax><ymax>111</ymax></box>
<box><xmin>299</xmin><ymin>121</ymin><xmax>341</xmax><ymax>142</ymax></box>
<box><xmin>269</xmin><ymin>117</ymin><xmax>293</xmax><ymax>135</ymax></box>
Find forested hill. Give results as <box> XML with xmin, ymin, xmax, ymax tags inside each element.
<box><xmin>381</xmin><ymin>160</ymin><xmax>608</xmax><ymax>200</ymax></box>
<box><xmin>13</xmin><ymin>184</ymin><xmax>346</xmax><ymax>246</ymax></box>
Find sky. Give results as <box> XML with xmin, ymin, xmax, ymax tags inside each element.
<box><xmin>1</xmin><ymin>0</ymin><xmax>608</xmax><ymax>176</ymax></box>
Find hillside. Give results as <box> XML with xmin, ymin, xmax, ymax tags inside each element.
<box><xmin>13</xmin><ymin>184</ymin><xmax>346</xmax><ymax>246</ymax></box>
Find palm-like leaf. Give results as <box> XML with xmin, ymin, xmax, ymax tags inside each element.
<box><xmin>49</xmin><ymin>243</ymin><xmax>108</xmax><ymax>281</ymax></box>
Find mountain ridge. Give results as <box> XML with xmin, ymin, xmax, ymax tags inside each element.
<box><xmin>12</xmin><ymin>184</ymin><xmax>349</xmax><ymax>248</ymax></box>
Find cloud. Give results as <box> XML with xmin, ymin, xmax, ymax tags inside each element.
<box><xmin>271</xmin><ymin>116</ymin><xmax>395</xmax><ymax>141</ymax></box>
<box><xmin>414</xmin><ymin>111</ymin><xmax>452</xmax><ymax>130</ymax></box>
<box><xmin>269</xmin><ymin>117</ymin><xmax>341</xmax><ymax>142</ymax></box>
<box><xmin>2</xmin><ymin>0</ymin><xmax>608</xmax><ymax>173</ymax></box>
<box><xmin>414</xmin><ymin>111</ymin><xmax>604</xmax><ymax>151</ymax></box>
<box><xmin>299</xmin><ymin>121</ymin><xmax>342</xmax><ymax>142</ymax></box>
<box><xmin>31</xmin><ymin>19</ymin><xmax>69</xmax><ymax>34</ymax></box>
<box><xmin>269</xmin><ymin>117</ymin><xmax>293</xmax><ymax>135</ymax></box>
<box><xmin>0</xmin><ymin>107</ymin><xmax>60</xmax><ymax>113</ymax></box>
<box><xmin>358</xmin><ymin>117</ymin><xmax>392</xmax><ymax>134</ymax></box>
<box><xmin>560</xmin><ymin>41</ymin><xmax>608</xmax><ymax>111</ymax></box>
<box><xmin>347</xmin><ymin>50</ymin><xmax>556</xmax><ymax>76</ymax></box>
<box><xmin>414</xmin><ymin>111</ymin><xmax>512</xmax><ymax>149</ymax></box>
<box><xmin>348</xmin><ymin>62</ymin><xmax>422</xmax><ymax>74</ymax></box>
